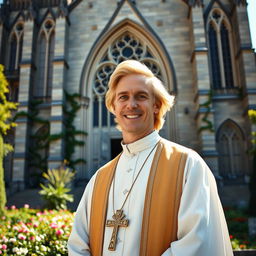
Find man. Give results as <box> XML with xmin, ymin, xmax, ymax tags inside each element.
<box><xmin>68</xmin><ymin>60</ymin><xmax>233</xmax><ymax>256</ymax></box>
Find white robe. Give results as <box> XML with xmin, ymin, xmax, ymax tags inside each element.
<box><xmin>68</xmin><ymin>131</ymin><xmax>233</xmax><ymax>256</ymax></box>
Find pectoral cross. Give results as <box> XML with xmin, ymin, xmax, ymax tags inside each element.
<box><xmin>106</xmin><ymin>209</ymin><xmax>129</xmax><ymax>251</ymax></box>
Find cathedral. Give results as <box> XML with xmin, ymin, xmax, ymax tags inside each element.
<box><xmin>0</xmin><ymin>0</ymin><xmax>255</xmax><ymax>198</ymax></box>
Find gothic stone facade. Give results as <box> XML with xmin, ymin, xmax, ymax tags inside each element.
<box><xmin>0</xmin><ymin>0</ymin><xmax>255</xmax><ymax>197</ymax></box>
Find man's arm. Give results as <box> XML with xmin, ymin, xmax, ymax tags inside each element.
<box><xmin>162</xmin><ymin>151</ymin><xmax>233</xmax><ymax>256</ymax></box>
<box><xmin>68</xmin><ymin>175</ymin><xmax>97</xmax><ymax>256</ymax></box>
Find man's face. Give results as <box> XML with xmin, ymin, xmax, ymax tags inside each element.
<box><xmin>113</xmin><ymin>74</ymin><xmax>159</xmax><ymax>144</ymax></box>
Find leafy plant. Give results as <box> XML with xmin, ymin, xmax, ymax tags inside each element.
<box><xmin>248</xmin><ymin>109</ymin><xmax>256</xmax><ymax>216</ymax></box>
<box><xmin>0</xmin><ymin>65</ymin><xmax>18</xmax><ymax>216</ymax></box>
<box><xmin>39</xmin><ymin>166</ymin><xmax>75</xmax><ymax>210</ymax></box>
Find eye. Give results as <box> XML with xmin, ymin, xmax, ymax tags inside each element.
<box><xmin>137</xmin><ymin>94</ymin><xmax>147</xmax><ymax>100</ymax></box>
<box><xmin>118</xmin><ymin>95</ymin><xmax>128</xmax><ymax>101</ymax></box>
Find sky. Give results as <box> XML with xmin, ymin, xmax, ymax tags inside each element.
<box><xmin>0</xmin><ymin>0</ymin><xmax>255</xmax><ymax>50</ymax></box>
<box><xmin>247</xmin><ymin>0</ymin><xmax>256</xmax><ymax>51</ymax></box>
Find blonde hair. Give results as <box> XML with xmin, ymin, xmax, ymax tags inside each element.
<box><xmin>105</xmin><ymin>60</ymin><xmax>175</xmax><ymax>130</ymax></box>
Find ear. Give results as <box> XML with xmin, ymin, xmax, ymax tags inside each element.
<box><xmin>153</xmin><ymin>103</ymin><xmax>160</xmax><ymax>114</ymax></box>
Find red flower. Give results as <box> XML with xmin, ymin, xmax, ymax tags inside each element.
<box><xmin>233</xmin><ymin>217</ymin><xmax>247</xmax><ymax>222</ymax></box>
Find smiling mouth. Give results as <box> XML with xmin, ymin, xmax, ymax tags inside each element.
<box><xmin>124</xmin><ymin>115</ymin><xmax>141</xmax><ymax>119</ymax></box>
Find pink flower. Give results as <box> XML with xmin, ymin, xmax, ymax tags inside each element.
<box><xmin>24</xmin><ymin>204</ymin><xmax>29</xmax><ymax>209</ymax></box>
<box><xmin>56</xmin><ymin>229</ymin><xmax>64</xmax><ymax>236</ymax></box>
<box><xmin>33</xmin><ymin>223</ymin><xmax>39</xmax><ymax>228</ymax></box>
<box><xmin>50</xmin><ymin>223</ymin><xmax>58</xmax><ymax>229</ymax></box>
<box><xmin>11</xmin><ymin>205</ymin><xmax>16</xmax><ymax>210</ymax></box>
<box><xmin>29</xmin><ymin>236</ymin><xmax>35</xmax><ymax>241</ymax></box>
<box><xmin>18</xmin><ymin>234</ymin><xmax>26</xmax><ymax>240</ymax></box>
<box><xmin>1</xmin><ymin>245</ymin><xmax>7</xmax><ymax>250</ymax></box>
<box><xmin>1</xmin><ymin>237</ymin><xmax>7</xmax><ymax>243</ymax></box>
<box><xmin>0</xmin><ymin>250</ymin><xmax>2</xmax><ymax>254</ymax></box>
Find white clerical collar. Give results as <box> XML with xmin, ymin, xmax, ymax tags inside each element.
<box><xmin>121</xmin><ymin>131</ymin><xmax>161</xmax><ymax>156</ymax></box>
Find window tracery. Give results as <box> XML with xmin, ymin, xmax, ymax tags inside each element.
<box><xmin>207</xmin><ymin>8</ymin><xmax>236</xmax><ymax>90</ymax></box>
<box><xmin>217</xmin><ymin>120</ymin><xmax>246</xmax><ymax>180</ymax></box>
<box><xmin>8</xmin><ymin>22</ymin><xmax>24</xmax><ymax>71</ymax></box>
<box><xmin>93</xmin><ymin>33</ymin><xmax>162</xmax><ymax>128</ymax></box>
<box><xmin>35</xmin><ymin>19</ymin><xmax>55</xmax><ymax>99</ymax></box>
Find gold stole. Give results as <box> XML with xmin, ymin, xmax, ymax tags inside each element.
<box><xmin>89</xmin><ymin>139</ymin><xmax>188</xmax><ymax>256</ymax></box>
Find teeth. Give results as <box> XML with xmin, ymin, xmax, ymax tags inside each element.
<box><xmin>126</xmin><ymin>115</ymin><xmax>139</xmax><ymax>119</ymax></box>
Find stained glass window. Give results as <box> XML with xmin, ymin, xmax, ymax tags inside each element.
<box><xmin>221</xmin><ymin>23</ymin><xmax>234</xmax><ymax>88</ymax></box>
<box><xmin>207</xmin><ymin>9</ymin><xmax>235</xmax><ymax>90</ymax></box>
<box><xmin>9</xmin><ymin>35</ymin><xmax>17</xmax><ymax>71</ymax></box>
<box><xmin>36</xmin><ymin>20</ymin><xmax>55</xmax><ymax>98</ymax></box>
<box><xmin>208</xmin><ymin>23</ymin><xmax>221</xmax><ymax>89</ymax></box>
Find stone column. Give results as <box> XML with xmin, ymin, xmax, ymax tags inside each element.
<box><xmin>236</xmin><ymin>3</ymin><xmax>256</xmax><ymax>108</ymax></box>
<box><xmin>12</xmin><ymin>19</ymin><xmax>34</xmax><ymax>191</ymax></box>
<box><xmin>48</xmin><ymin>17</ymin><xmax>67</xmax><ymax>169</ymax></box>
<box><xmin>190</xmin><ymin>3</ymin><xmax>218</xmax><ymax>175</ymax></box>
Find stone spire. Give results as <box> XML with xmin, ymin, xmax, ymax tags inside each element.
<box><xmin>188</xmin><ymin>0</ymin><xmax>204</xmax><ymax>7</ymax></box>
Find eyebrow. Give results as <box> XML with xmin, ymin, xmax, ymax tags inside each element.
<box><xmin>116</xmin><ymin>90</ymin><xmax>150</xmax><ymax>96</ymax></box>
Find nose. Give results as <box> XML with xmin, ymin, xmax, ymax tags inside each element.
<box><xmin>127</xmin><ymin>97</ymin><xmax>138</xmax><ymax>109</ymax></box>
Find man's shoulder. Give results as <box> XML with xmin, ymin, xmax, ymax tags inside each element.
<box><xmin>160</xmin><ymin>138</ymin><xmax>193</xmax><ymax>155</ymax></box>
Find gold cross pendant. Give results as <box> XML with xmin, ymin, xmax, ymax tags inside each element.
<box><xmin>106</xmin><ymin>209</ymin><xmax>129</xmax><ymax>251</ymax></box>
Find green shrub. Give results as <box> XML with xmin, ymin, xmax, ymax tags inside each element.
<box><xmin>225</xmin><ymin>207</ymin><xmax>256</xmax><ymax>249</ymax></box>
<box><xmin>39</xmin><ymin>167</ymin><xmax>75</xmax><ymax>210</ymax></box>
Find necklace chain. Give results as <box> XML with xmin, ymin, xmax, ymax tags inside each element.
<box><xmin>112</xmin><ymin>141</ymin><xmax>159</xmax><ymax>213</ymax></box>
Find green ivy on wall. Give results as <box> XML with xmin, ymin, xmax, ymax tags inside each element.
<box><xmin>14</xmin><ymin>91</ymin><xmax>87</xmax><ymax>186</ymax></box>
<box><xmin>15</xmin><ymin>99</ymin><xmax>51</xmax><ymax>186</ymax></box>
<box><xmin>199</xmin><ymin>90</ymin><xmax>214</xmax><ymax>133</ymax></box>
<box><xmin>63</xmin><ymin>90</ymin><xmax>87</xmax><ymax>170</ymax></box>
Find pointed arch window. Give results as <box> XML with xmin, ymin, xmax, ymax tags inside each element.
<box><xmin>8</xmin><ymin>22</ymin><xmax>24</xmax><ymax>71</ymax></box>
<box><xmin>216</xmin><ymin>120</ymin><xmax>247</xmax><ymax>180</ymax></box>
<box><xmin>35</xmin><ymin>19</ymin><xmax>55</xmax><ymax>99</ymax></box>
<box><xmin>207</xmin><ymin>9</ymin><xmax>235</xmax><ymax>90</ymax></box>
<box><xmin>93</xmin><ymin>33</ymin><xmax>162</xmax><ymax>128</ymax></box>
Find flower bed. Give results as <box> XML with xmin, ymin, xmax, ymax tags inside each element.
<box><xmin>225</xmin><ymin>208</ymin><xmax>256</xmax><ymax>250</ymax></box>
<box><xmin>0</xmin><ymin>205</ymin><xmax>255</xmax><ymax>255</ymax></box>
<box><xmin>0</xmin><ymin>205</ymin><xmax>74</xmax><ymax>255</ymax></box>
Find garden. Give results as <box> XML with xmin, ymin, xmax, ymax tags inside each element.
<box><xmin>225</xmin><ymin>208</ymin><xmax>256</xmax><ymax>250</ymax></box>
<box><xmin>0</xmin><ymin>206</ymin><xmax>73</xmax><ymax>255</ymax></box>
<box><xmin>0</xmin><ymin>204</ymin><xmax>255</xmax><ymax>255</ymax></box>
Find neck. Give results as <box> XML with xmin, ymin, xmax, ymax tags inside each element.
<box><xmin>122</xmin><ymin>130</ymin><xmax>155</xmax><ymax>144</ymax></box>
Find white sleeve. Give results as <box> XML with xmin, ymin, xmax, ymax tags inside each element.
<box><xmin>67</xmin><ymin>174</ymin><xmax>97</xmax><ymax>256</ymax></box>
<box><xmin>162</xmin><ymin>151</ymin><xmax>233</xmax><ymax>256</ymax></box>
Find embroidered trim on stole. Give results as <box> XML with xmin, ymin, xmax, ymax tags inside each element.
<box><xmin>139</xmin><ymin>139</ymin><xmax>188</xmax><ymax>256</ymax></box>
<box><xmin>89</xmin><ymin>139</ymin><xmax>188</xmax><ymax>256</ymax></box>
<box><xmin>89</xmin><ymin>154</ymin><xmax>121</xmax><ymax>256</ymax></box>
